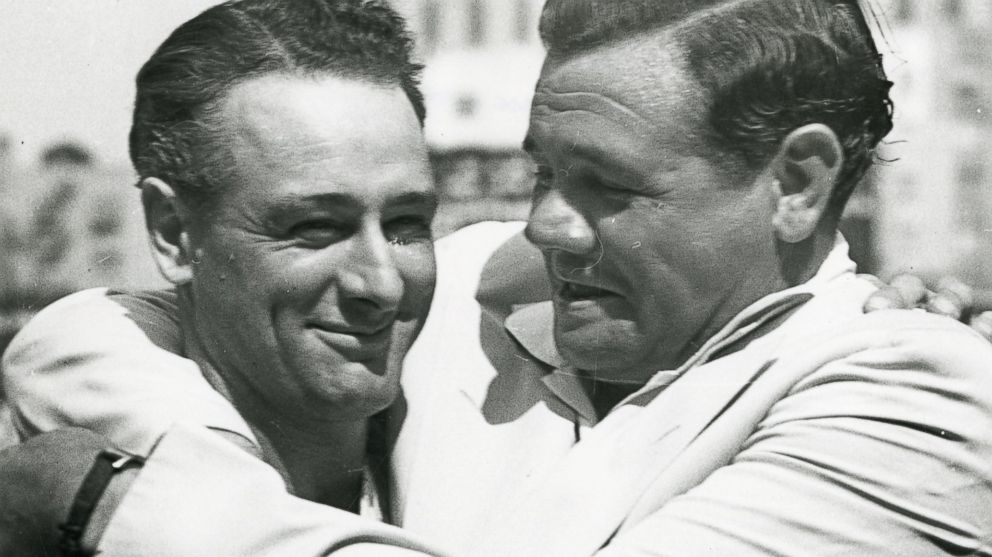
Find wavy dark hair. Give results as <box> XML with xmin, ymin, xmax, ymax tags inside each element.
<box><xmin>539</xmin><ymin>0</ymin><xmax>893</xmax><ymax>219</ymax></box>
<box><xmin>130</xmin><ymin>0</ymin><xmax>425</xmax><ymax>205</ymax></box>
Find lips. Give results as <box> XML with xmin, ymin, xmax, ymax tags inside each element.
<box><xmin>306</xmin><ymin>321</ymin><xmax>393</xmax><ymax>360</ymax></box>
<box><xmin>558</xmin><ymin>281</ymin><xmax>618</xmax><ymax>301</ymax></box>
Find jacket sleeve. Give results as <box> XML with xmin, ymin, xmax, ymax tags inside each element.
<box><xmin>1</xmin><ymin>288</ymin><xmax>253</xmax><ymax>456</ymax></box>
<box><xmin>595</xmin><ymin>317</ymin><xmax>992</xmax><ymax>557</ymax></box>
<box><xmin>97</xmin><ymin>423</ymin><xmax>449</xmax><ymax>557</ymax></box>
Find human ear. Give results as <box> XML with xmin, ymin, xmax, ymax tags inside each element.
<box><xmin>140</xmin><ymin>177</ymin><xmax>195</xmax><ymax>285</ymax></box>
<box><xmin>770</xmin><ymin>124</ymin><xmax>844</xmax><ymax>243</ymax></box>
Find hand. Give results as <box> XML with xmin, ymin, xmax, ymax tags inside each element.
<box><xmin>0</xmin><ymin>428</ymin><xmax>112</xmax><ymax>557</ymax></box>
<box><xmin>863</xmin><ymin>274</ymin><xmax>992</xmax><ymax>341</ymax></box>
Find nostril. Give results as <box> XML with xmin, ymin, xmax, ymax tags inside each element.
<box><xmin>524</xmin><ymin>220</ymin><xmax>556</xmax><ymax>246</ymax></box>
<box><xmin>339</xmin><ymin>266</ymin><xmax>404</xmax><ymax>309</ymax></box>
<box><xmin>526</xmin><ymin>221</ymin><xmax>597</xmax><ymax>256</ymax></box>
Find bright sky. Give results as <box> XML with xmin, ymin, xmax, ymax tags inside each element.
<box><xmin>0</xmin><ymin>1</ymin><xmax>222</xmax><ymax>165</ymax></box>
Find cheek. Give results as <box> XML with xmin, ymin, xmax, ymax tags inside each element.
<box><xmin>258</xmin><ymin>249</ymin><xmax>349</xmax><ymax>309</ymax></box>
<box><xmin>604</xmin><ymin>220</ymin><xmax>718</xmax><ymax>319</ymax></box>
<box><xmin>394</xmin><ymin>245</ymin><xmax>436</xmax><ymax>315</ymax></box>
<box><xmin>190</xmin><ymin>241</ymin><xmax>265</xmax><ymax>312</ymax></box>
<box><xmin>196</xmin><ymin>236</ymin><xmax>283</xmax><ymax>293</ymax></box>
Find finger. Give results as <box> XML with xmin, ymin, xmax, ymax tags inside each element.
<box><xmin>863</xmin><ymin>286</ymin><xmax>906</xmax><ymax>313</ymax></box>
<box><xmin>969</xmin><ymin>311</ymin><xmax>992</xmax><ymax>343</ymax></box>
<box><xmin>925</xmin><ymin>291</ymin><xmax>963</xmax><ymax>320</ymax></box>
<box><xmin>889</xmin><ymin>274</ymin><xmax>928</xmax><ymax>307</ymax></box>
<box><xmin>936</xmin><ymin>276</ymin><xmax>974</xmax><ymax>311</ymax></box>
<box><xmin>857</xmin><ymin>274</ymin><xmax>885</xmax><ymax>289</ymax></box>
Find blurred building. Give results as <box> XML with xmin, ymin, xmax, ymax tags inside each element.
<box><xmin>390</xmin><ymin>0</ymin><xmax>547</xmax><ymax>234</ymax></box>
<box><xmin>876</xmin><ymin>0</ymin><xmax>992</xmax><ymax>285</ymax></box>
<box><xmin>0</xmin><ymin>141</ymin><xmax>164</xmax><ymax>355</ymax></box>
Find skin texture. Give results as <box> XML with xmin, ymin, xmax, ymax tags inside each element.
<box><xmin>524</xmin><ymin>40</ymin><xmax>790</xmax><ymax>387</ymax></box>
<box><xmin>178</xmin><ymin>75</ymin><xmax>437</xmax><ymax>425</ymax></box>
<box><xmin>140</xmin><ymin>74</ymin><xmax>437</xmax><ymax>506</ymax></box>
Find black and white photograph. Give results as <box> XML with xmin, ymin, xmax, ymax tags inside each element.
<box><xmin>2</xmin><ymin>1</ymin><xmax>992</xmax><ymax>555</ymax></box>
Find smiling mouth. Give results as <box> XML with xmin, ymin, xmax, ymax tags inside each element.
<box><xmin>307</xmin><ymin>323</ymin><xmax>393</xmax><ymax>360</ymax></box>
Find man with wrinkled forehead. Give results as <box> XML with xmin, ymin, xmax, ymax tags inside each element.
<box><xmin>4</xmin><ymin>0</ymin><xmax>992</xmax><ymax>556</ymax></box>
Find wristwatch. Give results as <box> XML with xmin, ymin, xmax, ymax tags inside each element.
<box><xmin>58</xmin><ymin>448</ymin><xmax>145</xmax><ymax>557</ymax></box>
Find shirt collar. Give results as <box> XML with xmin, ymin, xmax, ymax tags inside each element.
<box><xmin>505</xmin><ymin>302</ymin><xmax>564</xmax><ymax>369</ymax></box>
<box><xmin>504</xmin><ymin>234</ymin><xmax>856</xmax><ymax>409</ymax></box>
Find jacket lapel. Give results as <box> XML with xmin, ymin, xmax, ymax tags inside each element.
<box><xmin>471</xmin><ymin>342</ymin><xmax>779</xmax><ymax>557</ymax></box>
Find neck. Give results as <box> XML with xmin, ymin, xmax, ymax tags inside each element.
<box><xmin>177</xmin><ymin>291</ymin><xmax>369</xmax><ymax>510</ymax></box>
<box><xmin>247</xmin><ymin>407</ymin><xmax>369</xmax><ymax>512</ymax></box>
<box><xmin>580</xmin><ymin>377</ymin><xmax>640</xmax><ymax>420</ymax></box>
<box><xmin>776</xmin><ymin>228</ymin><xmax>835</xmax><ymax>287</ymax></box>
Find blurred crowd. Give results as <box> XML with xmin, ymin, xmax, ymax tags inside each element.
<box><xmin>0</xmin><ymin>140</ymin><xmax>163</xmax><ymax>352</ymax></box>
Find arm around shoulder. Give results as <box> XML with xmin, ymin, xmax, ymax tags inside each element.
<box><xmin>96</xmin><ymin>423</ymin><xmax>449</xmax><ymax>557</ymax></box>
<box><xmin>2</xmin><ymin>289</ymin><xmax>250</xmax><ymax>456</ymax></box>
<box><xmin>598</xmin><ymin>315</ymin><xmax>992</xmax><ymax>556</ymax></box>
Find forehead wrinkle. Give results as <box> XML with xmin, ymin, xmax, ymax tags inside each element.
<box><xmin>536</xmin><ymin>31</ymin><xmax>708</xmax><ymax>158</ymax></box>
<box><xmin>531</xmin><ymin>89</ymin><xmax>655</xmax><ymax>130</ymax></box>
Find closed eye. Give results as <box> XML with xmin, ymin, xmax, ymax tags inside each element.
<box><xmin>287</xmin><ymin>220</ymin><xmax>350</xmax><ymax>247</ymax></box>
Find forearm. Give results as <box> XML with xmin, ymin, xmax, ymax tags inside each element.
<box><xmin>595</xmin><ymin>338</ymin><xmax>992</xmax><ymax>556</ymax></box>
<box><xmin>80</xmin><ymin>464</ymin><xmax>141</xmax><ymax>554</ymax></box>
<box><xmin>92</xmin><ymin>423</ymin><xmax>447</xmax><ymax>557</ymax></box>
<box><xmin>0</xmin><ymin>429</ymin><xmax>119</xmax><ymax>557</ymax></box>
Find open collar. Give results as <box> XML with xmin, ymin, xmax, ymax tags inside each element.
<box><xmin>502</xmin><ymin>234</ymin><xmax>857</xmax><ymax>415</ymax></box>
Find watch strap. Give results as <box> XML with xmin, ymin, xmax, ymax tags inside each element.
<box><xmin>59</xmin><ymin>448</ymin><xmax>145</xmax><ymax>557</ymax></box>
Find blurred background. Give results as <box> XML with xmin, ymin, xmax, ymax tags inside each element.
<box><xmin>0</xmin><ymin>0</ymin><xmax>989</xmax><ymax>357</ymax></box>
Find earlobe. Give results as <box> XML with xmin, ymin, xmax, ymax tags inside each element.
<box><xmin>140</xmin><ymin>177</ymin><xmax>195</xmax><ymax>285</ymax></box>
<box><xmin>770</xmin><ymin>124</ymin><xmax>843</xmax><ymax>244</ymax></box>
<box><xmin>772</xmin><ymin>179</ymin><xmax>815</xmax><ymax>243</ymax></box>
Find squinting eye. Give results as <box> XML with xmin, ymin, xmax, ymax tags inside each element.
<box><xmin>288</xmin><ymin>221</ymin><xmax>348</xmax><ymax>246</ymax></box>
<box><xmin>385</xmin><ymin>216</ymin><xmax>433</xmax><ymax>246</ymax></box>
<box><xmin>598</xmin><ymin>178</ymin><xmax>630</xmax><ymax>193</ymax></box>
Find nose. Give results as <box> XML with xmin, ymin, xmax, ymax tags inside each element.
<box><xmin>338</xmin><ymin>224</ymin><xmax>404</xmax><ymax>314</ymax></box>
<box><xmin>525</xmin><ymin>187</ymin><xmax>597</xmax><ymax>255</ymax></box>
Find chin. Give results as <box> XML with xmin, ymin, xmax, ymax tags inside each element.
<box><xmin>308</xmin><ymin>384</ymin><xmax>398</xmax><ymax>420</ymax></box>
<box><xmin>300</xmin><ymin>361</ymin><xmax>401</xmax><ymax>418</ymax></box>
<box><xmin>558</xmin><ymin>343</ymin><xmax>628</xmax><ymax>376</ymax></box>
<box><xmin>557</xmin><ymin>320</ymin><xmax>639</xmax><ymax>363</ymax></box>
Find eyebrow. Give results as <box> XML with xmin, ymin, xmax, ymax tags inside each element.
<box><xmin>387</xmin><ymin>191</ymin><xmax>439</xmax><ymax>212</ymax></box>
<box><xmin>264</xmin><ymin>191</ymin><xmax>438</xmax><ymax>215</ymax></box>
<box><xmin>523</xmin><ymin>133</ymin><xmax>630</xmax><ymax>175</ymax></box>
<box><xmin>264</xmin><ymin>193</ymin><xmax>361</xmax><ymax>215</ymax></box>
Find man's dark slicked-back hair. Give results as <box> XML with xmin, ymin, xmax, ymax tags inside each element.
<box><xmin>130</xmin><ymin>0</ymin><xmax>425</xmax><ymax>204</ymax></box>
<box><xmin>539</xmin><ymin>0</ymin><xmax>893</xmax><ymax>218</ymax></box>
